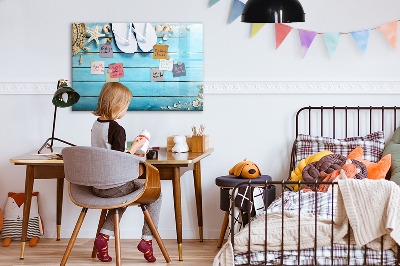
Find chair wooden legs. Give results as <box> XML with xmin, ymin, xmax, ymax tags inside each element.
<box><xmin>217</xmin><ymin>211</ymin><xmax>230</xmax><ymax>248</ymax></box>
<box><xmin>60</xmin><ymin>208</ymin><xmax>88</xmax><ymax>266</ymax></box>
<box><xmin>62</xmin><ymin>207</ymin><xmax>169</xmax><ymax>265</ymax></box>
<box><xmin>91</xmin><ymin>209</ymin><xmax>108</xmax><ymax>258</ymax></box>
<box><xmin>114</xmin><ymin>210</ymin><xmax>121</xmax><ymax>266</ymax></box>
<box><xmin>141</xmin><ymin>205</ymin><xmax>171</xmax><ymax>263</ymax></box>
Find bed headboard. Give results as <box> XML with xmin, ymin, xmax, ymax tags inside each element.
<box><xmin>290</xmin><ymin>106</ymin><xmax>400</xmax><ymax>178</ymax></box>
<box><xmin>295</xmin><ymin>106</ymin><xmax>400</xmax><ymax>138</ymax></box>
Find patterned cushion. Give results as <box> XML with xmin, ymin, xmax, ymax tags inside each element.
<box><xmin>295</xmin><ymin>131</ymin><xmax>385</xmax><ymax>166</ymax></box>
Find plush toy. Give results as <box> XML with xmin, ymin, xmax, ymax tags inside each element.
<box><xmin>348</xmin><ymin>146</ymin><xmax>391</xmax><ymax>180</ymax></box>
<box><xmin>289</xmin><ymin>150</ymin><xmax>333</xmax><ymax>191</ymax></box>
<box><xmin>229</xmin><ymin>159</ymin><xmax>261</xmax><ymax>179</ymax></box>
<box><xmin>1</xmin><ymin>192</ymin><xmax>44</xmax><ymax>247</ymax></box>
<box><xmin>172</xmin><ymin>135</ymin><xmax>189</xmax><ymax>153</ymax></box>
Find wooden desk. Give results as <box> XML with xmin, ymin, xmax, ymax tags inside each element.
<box><xmin>10</xmin><ymin>147</ymin><xmax>213</xmax><ymax>261</ymax></box>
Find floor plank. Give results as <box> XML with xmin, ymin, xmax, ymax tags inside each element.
<box><xmin>0</xmin><ymin>239</ymin><xmax>221</xmax><ymax>265</ymax></box>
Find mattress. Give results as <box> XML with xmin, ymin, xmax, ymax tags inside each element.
<box><xmin>233</xmin><ymin>191</ymin><xmax>397</xmax><ymax>265</ymax></box>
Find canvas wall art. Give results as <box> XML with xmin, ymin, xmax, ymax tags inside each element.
<box><xmin>72</xmin><ymin>23</ymin><xmax>203</xmax><ymax>111</ymax></box>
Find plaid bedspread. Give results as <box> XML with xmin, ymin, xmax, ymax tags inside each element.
<box><xmin>234</xmin><ymin>191</ymin><xmax>397</xmax><ymax>265</ymax></box>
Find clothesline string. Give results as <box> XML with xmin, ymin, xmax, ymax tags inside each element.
<box><xmin>283</xmin><ymin>20</ymin><xmax>400</xmax><ymax>35</ymax></box>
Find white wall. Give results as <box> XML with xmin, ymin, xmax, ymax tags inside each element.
<box><xmin>1</xmin><ymin>0</ymin><xmax>400</xmax><ymax>239</ymax></box>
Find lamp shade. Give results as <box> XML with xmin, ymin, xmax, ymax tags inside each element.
<box><xmin>52</xmin><ymin>84</ymin><xmax>80</xmax><ymax>108</ymax></box>
<box><xmin>241</xmin><ymin>0</ymin><xmax>305</xmax><ymax>23</ymax></box>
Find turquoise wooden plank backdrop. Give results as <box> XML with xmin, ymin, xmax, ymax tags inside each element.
<box><xmin>72</xmin><ymin>23</ymin><xmax>203</xmax><ymax>111</ymax></box>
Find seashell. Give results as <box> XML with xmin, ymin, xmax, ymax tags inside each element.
<box><xmin>162</xmin><ymin>25</ymin><xmax>168</xmax><ymax>32</ymax></box>
<box><xmin>199</xmin><ymin>86</ymin><xmax>203</xmax><ymax>90</ymax></box>
<box><xmin>155</xmin><ymin>25</ymin><xmax>162</xmax><ymax>31</ymax></box>
<box><xmin>198</xmin><ymin>93</ymin><xmax>203</xmax><ymax>98</ymax></box>
<box><xmin>192</xmin><ymin>100</ymin><xmax>199</xmax><ymax>107</ymax></box>
<box><xmin>168</xmin><ymin>25</ymin><xmax>174</xmax><ymax>32</ymax></box>
<box><xmin>79</xmin><ymin>55</ymin><xmax>82</xmax><ymax>64</ymax></box>
<box><xmin>173</xmin><ymin>103</ymin><xmax>178</xmax><ymax>108</ymax></box>
<box><xmin>178</xmin><ymin>101</ymin><xmax>181</xmax><ymax>103</ymax></box>
<box><xmin>163</xmin><ymin>35</ymin><xmax>169</xmax><ymax>41</ymax></box>
<box><xmin>83</xmin><ymin>46</ymin><xmax>89</xmax><ymax>51</ymax></box>
<box><xmin>107</xmin><ymin>37</ymin><xmax>113</xmax><ymax>43</ymax></box>
<box><xmin>103</xmin><ymin>24</ymin><xmax>110</xmax><ymax>34</ymax></box>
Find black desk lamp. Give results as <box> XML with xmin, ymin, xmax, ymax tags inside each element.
<box><xmin>241</xmin><ymin>0</ymin><xmax>305</xmax><ymax>23</ymax></box>
<box><xmin>38</xmin><ymin>79</ymin><xmax>80</xmax><ymax>154</ymax></box>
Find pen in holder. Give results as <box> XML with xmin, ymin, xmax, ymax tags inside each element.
<box><xmin>191</xmin><ymin>135</ymin><xmax>209</xmax><ymax>152</ymax></box>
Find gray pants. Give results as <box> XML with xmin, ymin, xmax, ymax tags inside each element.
<box><xmin>92</xmin><ymin>180</ymin><xmax>162</xmax><ymax>240</ymax></box>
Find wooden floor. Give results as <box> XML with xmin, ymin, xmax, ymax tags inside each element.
<box><xmin>0</xmin><ymin>239</ymin><xmax>221</xmax><ymax>265</ymax></box>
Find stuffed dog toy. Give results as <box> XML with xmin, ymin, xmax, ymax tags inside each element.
<box><xmin>229</xmin><ymin>159</ymin><xmax>261</xmax><ymax>179</ymax></box>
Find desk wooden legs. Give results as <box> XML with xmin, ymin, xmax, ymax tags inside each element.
<box><xmin>20</xmin><ymin>165</ymin><xmax>34</xmax><ymax>259</ymax></box>
<box><xmin>193</xmin><ymin>161</ymin><xmax>203</xmax><ymax>242</ymax></box>
<box><xmin>172</xmin><ymin>167</ymin><xmax>183</xmax><ymax>261</ymax></box>
<box><xmin>56</xmin><ymin>178</ymin><xmax>64</xmax><ymax>241</ymax></box>
<box><xmin>20</xmin><ymin>165</ymin><xmax>65</xmax><ymax>259</ymax></box>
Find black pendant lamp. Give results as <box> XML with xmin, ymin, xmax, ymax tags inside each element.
<box><xmin>242</xmin><ymin>0</ymin><xmax>305</xmax><ymax>23</ymax></box>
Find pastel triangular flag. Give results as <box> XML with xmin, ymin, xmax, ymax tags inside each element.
<box><xmin>275</xmin><ymin>23</ymin><xmax>293</xmax><ymax>49</ymax></box>
<box><xmin>229</xmin><ymin>0</ymin><xmax>245</xmax><ymax>24</ymax></box>
<box><xmin>378</xmin><ymin>21</ymin><xmax>397</xmax><ymax>50</ymax></box>
<box><xmin>251</xmin><ymin>23</ymin><xmax>266</xmax><ymax>38</ymax></box>
<box><xmin>298</xmin><ymin>29</ymin><xmax>317</xmax><ymax>58</ymax></box>
<box><xmin>351</xmin><ymin>29</ymin><xmax>370</xmax><ymax>55</ymax></box>
<box><xmin>323</xmin><ymin>33</ymin><xmax>341</xmax><ymax>58</ymax></box>
<box><xmin>209</xmin><ymin>0</ymin><xmax>220</xmax><ymax>7</ymax></box>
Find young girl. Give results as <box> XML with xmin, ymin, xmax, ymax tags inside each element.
<box><xmin>91</xmin><ymin>82</ymin><xmax>162</xmax><ymax>263</ymax></box>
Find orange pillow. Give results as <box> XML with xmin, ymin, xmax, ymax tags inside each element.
<box><xmin>347</xmin><ymin>146</ymin><xmax>391</xmax><ymax>180</ymax></box>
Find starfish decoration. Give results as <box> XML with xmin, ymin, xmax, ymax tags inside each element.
<box><xmin>86</xmin><ymin>26</ymin><xmax>105</xmax><ymax>45</ymax></box>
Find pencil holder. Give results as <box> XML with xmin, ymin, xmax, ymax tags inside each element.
<box><xmin>191</xmin><ymin>135</ymin><xmax>209</xmax><ymax>153</ymax></box>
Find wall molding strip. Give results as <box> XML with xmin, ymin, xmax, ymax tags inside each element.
<box><xmin>0</xmin><ymin>81</ymin><xmax>399</xmax><ymax>95</ymax></box>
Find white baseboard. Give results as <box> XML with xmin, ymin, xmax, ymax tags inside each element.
<box><xmin>1</xmin><ymin>81</ymin><xmax>400</xmax><ymax>95</ymax></box>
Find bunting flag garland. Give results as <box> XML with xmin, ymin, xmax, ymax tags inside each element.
<box><xmin>275</xmin><ymin>23</ymin><xmax>293</xmax><ymax>49</ymax></box>
<box><xmin>251</xmin><ymin>23</ymin><xmax>266</xmax><ymax>38</ymax></box>
<box><xmin>207</xmin><ymin>4</ymin><xmax>400</xmax><ymax>57</ymax></box>
<box><xmin>229</xmin><ymin>0</ymin><xmax>245</xmax><ymax>24</ymax></box>
<box><xmin>323</xmin><ymin>33</ymin><xmax>341</xmax><ymax>58</ymax></box>
<box><xmin>378</xmin><ymin>21</ymin><xmax>398</xmax><ymax>50</ymax></box>
<box><xmin>298</xmin><ymin>29</ymin><xmax>317</xmax><ymax>58</ymax></box>
<box><xmin>209</xmin><ymin>0</ymin><xmax>220</xmax><ymax>7</ymax></box>
<box><xmin>351</xmin><ymin>29</ymin><xmax>370</xmax><ymax>55</ymax></box>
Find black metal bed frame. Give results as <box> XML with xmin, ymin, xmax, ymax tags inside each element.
<box><xmin>230</xmin><ymin>106</ymin><xmax>400</xmax><ymax>266</ymax></box>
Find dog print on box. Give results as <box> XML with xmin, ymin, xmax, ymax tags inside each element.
<box><xmin>72</xmin><ymin>23</ymin><xmax>203</xmax><ymax>111</ymax></box>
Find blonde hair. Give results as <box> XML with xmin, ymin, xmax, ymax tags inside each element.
<box><xmin>93</xmin><ymin>82</ymin><xmax>133</xmax><ymax>120</ymax></box>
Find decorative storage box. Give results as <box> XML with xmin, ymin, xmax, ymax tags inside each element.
<box><xmin>191</xmin><ymin>135</ymin><xmax>209</xmax><ymax>152</ymax></box>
